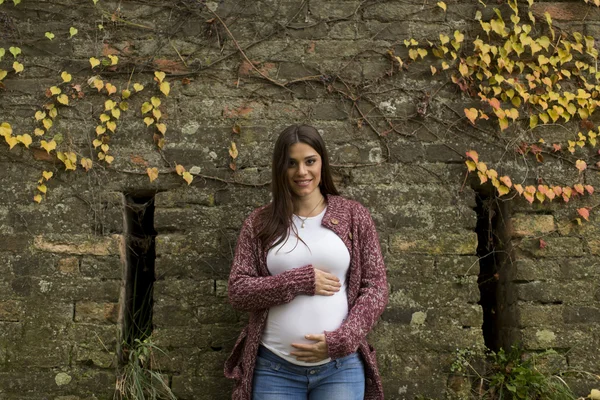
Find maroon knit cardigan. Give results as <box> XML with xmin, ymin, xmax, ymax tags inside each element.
<box><xmin>224</xmin><ymin>195</ymin><xmax>388</xmax><ymax>400</ymax></box>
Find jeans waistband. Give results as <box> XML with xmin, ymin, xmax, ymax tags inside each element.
<box><xmin>257</xmin><ymin>345</ymin><xmax>361</xmax><ymax>375</ymax></box>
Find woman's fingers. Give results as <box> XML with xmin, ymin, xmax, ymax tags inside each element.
<box><xmin>314</xmin><ymin>268</ymin><xmax>341</xmax><ymax>296</ymax></box>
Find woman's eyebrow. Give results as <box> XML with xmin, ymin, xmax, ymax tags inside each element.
<box><xmin>289</xmin><ymin>155</ymin><xmax>318</xmax><ymax>161</ymax></box>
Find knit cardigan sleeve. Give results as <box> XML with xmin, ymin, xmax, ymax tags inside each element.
<box><xmin>228</xmin><ymin>210</ymin><xmax>316</xmax><ymax>312</ymax></box>
<box><xmin>324</xmin><ymin>206</ymin><xmax>388</xmax><ymax>359</ymax></box>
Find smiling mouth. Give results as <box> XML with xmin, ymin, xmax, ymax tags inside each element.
<box><xmin>294</xmin><ymin>179</ymin><xmax>312</xmax><ymax>187</ymax></box>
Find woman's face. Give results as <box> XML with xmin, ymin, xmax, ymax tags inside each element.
<box><xmin>286</xmin><ymin>142</ymin><xmax>322</xmax><ymax>199</ymax></box>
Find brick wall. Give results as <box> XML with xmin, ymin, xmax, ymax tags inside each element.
<box><xmin>0</xmin><ymin>0</ymin><xmax>598</xmax><ymax>399</ymax></box>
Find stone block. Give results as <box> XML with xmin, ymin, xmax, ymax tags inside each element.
<box><xmin>516</xmin><ymin>280</ymin><xmax>598</xmax><ymax>304</ymax></box>
<box><xmin>79</xmin><ymin>256</ymin><xmax>122</xmax><ymax>280</ymax></box>
<box><xmin>155</xmin><ymin>233</ymin><xmax>220</xmax><ymax>256</ymax></box>
<box><xmin>74</xmin><ymin>302</ymin><xmax>119</xmax><ymax>324</ymax></box>
<box><xmin>510</xmin><ymin>214</ymin><xmax>556</xmax><ymax>237</ymax></box>
<box><xmin>389</xmin><ymin>230</ymin><xmax>478</xmax><ymax>255</ymax></box>
<box><xmin>57</xmin><ymin>257</ymin><xmax>80</xmax><ymax>275</ymax></box>
<box><xmin>517</xmin><ymin>303</ymin><xmax>564</xmax><ymax>327</ymax></box>
<box><xmin>559</xmin><ymin>257</ymin><xmax>600</xmax><ymax>280</ymax></box>
<box><xmin>155</xmin><ymin>254</ymin><xmax>231</xmax><ymax>281</ymax></box>
<box><xmin>563</xmin><ymin>306</ymin><xmax>600</xmax><ymax>324</ymax></box>
<box><xmin>515</xmin><ymin>237</ymin><xmax>584</xmax><ymax>258</ymax></box>
<box><xmin>33</xmin><ymin>234</ymin><xmax>122</xmax><ymax>256</ymax></box>
<box><xmin>513</xmin><ymin>258</ymin><xmax>560</xmax><ymax>281</ymax></box>
<box><xmin>364</xmin><ymin>3</ymin><xmax>446</xmax><ymax>22</ymax></box>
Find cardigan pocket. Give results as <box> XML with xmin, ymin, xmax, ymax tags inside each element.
<box><xmin>224</xmin><ymin>326</ymin><xmax>248</xmax><ymax>381</ymax></box>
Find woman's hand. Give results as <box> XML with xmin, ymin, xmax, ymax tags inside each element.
<box><xmin>314</xmin><ymin>268</ymin><xmax>341</xmax><ymax>296</ymax></box>
<box><xmin>290</xmin><ymin>334</ymin><xmax>329</xmax><ymax>362</ymax></box>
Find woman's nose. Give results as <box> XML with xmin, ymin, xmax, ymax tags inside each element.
<box><xmin>297</xmin><ymin>163</ymin><xmax>307</xmax><ymax>175</ymax></box>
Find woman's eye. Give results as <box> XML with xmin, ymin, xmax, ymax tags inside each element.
<box><xmin>306</xmin><ymin>159</ymin><xmax>315</xmax><ymax>165</ymax></box>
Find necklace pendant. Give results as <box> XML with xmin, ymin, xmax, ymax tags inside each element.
<box><xmin>301</xmin><ymin>221</ymin><xmax>305</xmax><ymax>228</ymax></box>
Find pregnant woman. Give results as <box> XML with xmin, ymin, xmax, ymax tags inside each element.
<box><xmin>224</xmin><ymin>124</ymin><xmax>388</xmax><ymax>400</ymax></box>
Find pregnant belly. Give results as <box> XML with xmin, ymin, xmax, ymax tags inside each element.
<box><xmin>263</xmin><ymin>291</ymin><xmax>348</xmax><ymax>355</ymax></box>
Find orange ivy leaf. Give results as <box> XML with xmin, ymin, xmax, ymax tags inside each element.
<box><xmin>552</xmin><ymin>143</ymin><xmax>561</xmax><ymax>152</ymax></box>
<box><xmin>514</xmin><ymin>184</ymin><xmax>524</xmax><ymax>195</ymax></box>
<box><xmin>576</xmin><ymin>160</ymin><xmax>587</xmax><ymax>171</ymax></box>
<box><xmin>577</xmin><ymin>207</ymin><xmax>590</xmax><ymax>221</ymax></box>
<box><xmin>523</xmin><ymin>191</ymin><xmax>535</xmax><ymax>204</ymax></box>
<box><xmin>499</xmin><ymin>176</ymin><xmax>512</xmax><ymax>187</ymax></box>
<box><xmin>464</xmin><ymin>108</ymin><xmax>478</xmax><ymax>124</ymax></box>
<box><xmin>465</xmin><ymin>150</ymin><xmax>479</xmax><ymax>163</ymax></box>
<box><xmin>585</xmin><ymin>185</ymin><xmax>594</xmax><ymax>195</ymax></box>
<box><xmin>175</xmin><ymin>164</ymin><xmax>185</xmax><ymax>176</ymax></box>
<box><xmin>539</xmin><ymin>239</ymin><xmax>547</xmax><ymax>249</ymax></box>
<box><xmin>574</xmin><ymin>184</ymin><xmax>585</xmax><ymax>195</ymax></box>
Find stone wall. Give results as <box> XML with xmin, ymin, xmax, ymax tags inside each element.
<box><xmin>0</xmin><ymin>0</ymin><xmax>598</xmax><ymax>399</ymax></box>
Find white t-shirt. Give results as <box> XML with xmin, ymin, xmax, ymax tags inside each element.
<box><xmin>261</xmin><ymin>207</ymin><xmax>351</xmax><ymax>366</ymax></box>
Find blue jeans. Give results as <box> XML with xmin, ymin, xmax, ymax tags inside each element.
<box><xmin>252</xmin><ymin>345</ymin><xmax>365</xmax><ymax>400</ymax></box>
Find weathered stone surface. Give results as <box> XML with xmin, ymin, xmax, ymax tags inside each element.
<box><xmin>33</xmin><ymin>235</ymin><xmax>122</xmax><ymax>256</ymax></box>
<box><xmin>511</xmin><ymin>214</ymin><xmax>556</xmax><ymax>237</ymax></box>
<box><xmin>74</xmin><ymin>302</ymin><xmax>119</xmax><ymax>324</ymax></box>
<box><xmin>389</xmin><ymin>231</ymin><xmax>478</xmax><ymax>255</ymax></box>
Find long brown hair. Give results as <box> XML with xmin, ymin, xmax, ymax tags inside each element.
<box><xmin>256</xmin><ymin>124</ymin><xmax>339</xmax><ymax>251</ymax></box>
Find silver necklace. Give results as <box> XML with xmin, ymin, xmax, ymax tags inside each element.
<box><xmin>296</xmin><ymin>197</ymin><xmax>324</xmax><ymax>228</ymax></box>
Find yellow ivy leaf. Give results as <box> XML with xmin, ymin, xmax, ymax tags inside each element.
<box><xmin>81</xmin><ymin>157</ymin><xmax>93</xmax><ymax>171</ymax></box>
<box><xmin>13</xmin><ymin>61</ymin><xmax>24</xmax><ymax>73</ymax></box>
<box><xmin>40</xmin><ymin>139</ymin><xmax>57</xmax><ymax>153</ymax></box>
<box><xmin>104</xmin><ymin>99</ymin><xmax>116</xmax><ymax>110</ymax></box>
<box><xmin>99</xmin><ymin>114</ymin><xmax>110</xmax><ymax>123</ymax></box>
<box><xmin>175</xmin><ymin>164</ymin><xmax>185</xmax><ymax>175</ymax></box>
<box><xmin>147</xmin><ymin>167</ymin><xmax>158</xmax><ymax>182</ymax></box>
<box><xmin>42</xmin><ymin>118</ymin><xmax>53</xmax><ymax>130</ymax></box>
<box><xmin>96</xmin><ymin>125</ymin><xmax>106</xmax><ymax>135</ymax></box>
<box><xmin>530</xmin><ymin>114</ymin><xmax>538</xmax><ymax>129</ymax></box>
<box><xmin>498</xmin><ymin>117</ymin><xmax>509</xmax><ymax>131</ymax></box>
<box><xmin>417</xmin><ymin>48</ymin><xmax>428</xmax><ymax>59</ymax></box>
<box><xmin>35</xmin><ymin>111</ymin><xmax>46</xmax><ymax>121</ymax></box>
<box><xmin>61</xmin><ymin>71</ymin><xmax>72</xmax><ymax>83</ymax></box>
<box><xmin>4</xmin><ymin>134</ymin><xmax>19</xmax><ymax>149</ymax></box>
<box><xmin>160</xmin><ymin>81</ymin><xmax>170</xmax><ymax>96</ymax></box>
<box><xmin>33</xmin><ymin>194</ymin><xmax>43</xmax><ymax>203</ymax></box>
<box><xmin>0</xmin><ymin>70</ymin><xmax>7</xmax><ymax>80</ymax></box>
<box><xmin>69</xmin><ymin>27</ymin><xmax>78</xmax><ymax>37</ymax></box>
<box><xmin>154</xmin><ymin>71</ymin><xmax>166</xmax><ymax>83</ymax></box>
<box><xmin>104</xmin><ymin>154</ymin><xmax>114</xmax><ymax>164</ymax></box>
<box><xmin>437</xmin><ymin>1</ymin><xmax>446</xmax><ymax>11</ymax></box>
<box><xmin>119</xmin><ymin>102</ymin><xmax>129</xmax><ymax>111</ymax></box>
<box><xmin>121</xmin><ymin>89</ymin><xmax>131</xmax><ymax>99</ymax></box>
<box><xmin>106</xmin><ymin>121</ymin><xmax>116</xmax><ymax>132</ymax></box>
<box><xmin>0</xmin><ymin>122</ymin><xmax>12</xmax><ymax>137</ymax></box>
<box><xmin>459</xmin><ymin>62</ymin><xmax>469</xmax><ymax>77</ymax></box>
<box><xmin>497</xmin><ymin>185</ymin><xmax>510</xmax><ymax>196</ymax></box>
<box><xmin>182</xmin><ymin>171</ymin><xmax>193</xmax><ymax>185</ymax></box>
<box><xmin>93</xmin><ymin>79</ymin><xmax>104</xmax><ymax>92</ymax></box>
<box><xmin>576</xmin><ymin>160</ymin><xmax>587</xmax><ymax>171</ymax></box>
<box><xmin>133</xmin><ymin>83</ymin><xmax>144</xmax><ymax>92</ymax></box>
<box><xmin>152</xmin><ymin>109</ymin><xmax>162</xmax><ymax>120</ymax></box>
<box><xmin>539</xmin><ymin>113</ymin><xmax>549</xmax><ymax>124</ymax></box>
<box><xmin>92</xmin><ymin>139</ymin><xmax>102</xmax><ymax>148</ymax></box>
<box><xmin>34</xmin><ymin>128</ymin><xmax>45</xmax><ymax>136</ymax></box>
<box><xmin>37</xmin><ymin>184</ymin><xmax>47</xmax><ymax>194</ymax></box>
<box><xmin>100</xmin><ymin>143</ymin><xmax>109</xmax><ymax>153</ymax></box>
<box><xmin>440</xmin><ymin>34</ymin><xmax>449</xmax><ymax>45</ymax></box>
<box><xmin>57</xmin><ymin>94</ymin><xmax>69</xmax><ymax>105</ymax></box>
<box><xmin>229</xmin><ymin>142</ymin><xmax>238</xmax><ymax>159</ymax></box>
<box><xmin>144</xmin><ymin>117</ymin><xmax>154</xmax><ymax>126</ymax></box>
<box><xmin>141</xmin><ymin>102</ymin><xmax>153</xmax><ymax>114</ymax></box>
<box><xmin>17</xmin><ymin>133</ymin><xmax>32</xmax><ymax>148</ymax></box>
<box><xmin>111</xmin><ymin>108</ymin><xmax>121</xmax><ymax>119</ymax></box>
<box><xmin>151</xmin><ymin>97</ymin><xmax>161</xmax><ymax>108</ymax></box>
<box><xmin>50</xmin><ymin>86</ymin><xmax>61</xmax><ymax>96</ymax></box>
<box><xmin>156</xmin><ymin>123</ymin><xmax>167</xmax><ymax>135</ymax></box>
<box><xmin>108</xmin><ymin>55</ymin><xmax>118</xmax><ymax>65</ymax></box>
<box><xmin>465</xmin><ymin>160</ymin><xmax>477</xmax><ymax>172</ymax></box>
<box><xmin>89</xmin><ymin>57</ymin><xmax>100</xmax><ymax>68</ymax></box>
